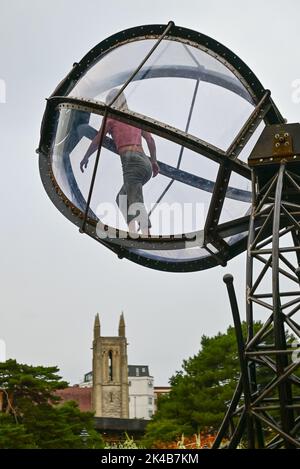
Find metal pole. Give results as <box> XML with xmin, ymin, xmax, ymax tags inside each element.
<box><xmin>108</xmin><ymin>21</ymin><xmax>174</xmax><ymax>108</ymax></box>
<box><xmin>223</xmin><ymin>274</ymin><xmax>256</xmax><ymax>448</ymax></box>
<box><xmin>246</xmin><ymin>171</ymin><xmax>265</xmax><ymax>448</ymax></box>
<box><xmin>81</xmin><ymin>108</ymin><xmax>109</xmax><ymax>233</ymax></box>
<box><xmin>272</xmin><ymin>163</ymin><xmax>295</xmax><ymax>446</ymax></box>
<box><xmin>211</xmin><ymin>377</ymin><xmax>243</xmax><ymax>448</ymax></box>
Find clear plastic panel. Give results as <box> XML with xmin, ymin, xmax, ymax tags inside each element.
<box><xmin>51</xmin><ymin>106</ymin><xmax>254</xmax><ymax>245</ymax></box>
<box><xmin>128</xmin><ymin>245</ymin><xmax>210</xmax><ymax>262</ymax></box>
<box><xmin>220</xmin><ymin>171</ymin><xmax>252</xmax><ymax>225</ymax></box>
<box><xmin>237</xmin><ymin>121</ymin><xmax>265</xmax><ymax>162</ymax></box>
<box><xmin>89</xmin><ymin>121</ymin><xmax>219</xmax><ymax>236</ymax></box>
<box><xmin>51</xmin><ymin>108</ymin><xmax>223</xmax><ymax>237</ymax></box>
<box><xmin>69</xmin><ymin>38</ymin><xmax>255</xmax><ymax>150</ymax></box>
<box><xmin>51</xmin><ymin>107</ymin><xmax>98</xmax><ymax>216</ymax></box>
<box><xmin>219</xmin><ymin>121</ymin><xmax>263</xmax><ymax>225</ymax></box>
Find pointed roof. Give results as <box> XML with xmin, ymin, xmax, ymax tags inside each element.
<box><xmin>93</xmin><ymin>313</ymin><xmax>101</xmax><ymax>339</ymax></box>
<box><xmin>118</xmin><ymin>311</ymin><xmax>126</xmax><ymax>337</ymax></box>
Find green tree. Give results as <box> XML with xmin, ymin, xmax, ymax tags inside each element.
<box><xmin>143</xmin><ymin>322</ymin><xmax>278</xmax><ymax>447</ymax></box>
<box><xmin>0</xmin><ymin>359</ymin><xmax>67</xmax><ymax>414</ymax></box>
<box><xmin>0</xmin><ymin>359</ymin><xmax>104</xmax><ymax>449</ymax></box>
<box><xmin>0</xmin><ymin>414</ymin><xmax>37</xmax><ymax>449</ymax></box>
<box><xmin>21</xmin><ymin>400</ymin><xmax>103</xmax><ymax>449</ymax></box>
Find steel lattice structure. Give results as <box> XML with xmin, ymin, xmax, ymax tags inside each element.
<box><xmin>213</xmin><ymin>153</ymin><xmax>300</xmax><ymax>448</ymax></box>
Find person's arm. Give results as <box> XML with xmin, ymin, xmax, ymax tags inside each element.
<box><xmin>80</xmin><ymin>120</ymin><xmax>110</xmax><ymax>173</ymax></box>
<box><xmin>142</xmin><ymin>130</ymin><xmax>159</xmax><ymax>177</ymax></box>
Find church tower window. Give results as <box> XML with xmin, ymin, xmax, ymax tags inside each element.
<box><xmin>108</xmin><ymin>350</ymin><xmax>113</xmax><ymax>381</ymax></box>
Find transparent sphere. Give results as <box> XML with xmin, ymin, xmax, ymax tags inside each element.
<box><xmin>39</xmin><ymin>23</ymin><xmax>282</xmax><ymax>271</ymax></box>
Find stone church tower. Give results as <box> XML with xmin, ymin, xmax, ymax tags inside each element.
<box><xmin>92</xmin><ymin>313</ymin><xmax>129</xmax><ymax>418</ymax></box>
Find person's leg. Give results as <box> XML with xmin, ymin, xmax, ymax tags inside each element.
<box><xmin>120</xmin><ymin>151</ymin><xmax>152</xmax><ymax>235</ymax></box>
<box><xmin>116</xmin><ymin>184</ymin><xmax>127</xmax><ymax>223</ymax></box>
<box><xmin>139</xmin><ymin>154</ymin><xmax>153</xmax><ymax>233</ymax></box>
<box><xmin>115</xmin><ymin>184</ymin><xmax>135</xmax><ymax>233</ymax></box>
<box><xmin>116</xmin><ymin>184</ymin><xmax>139</xmax><ymax>234</ymax></box>
<box><xmin>126</xmin><ymin>182</ymin><xmax>150</xmax><ymax>235</ymax></box>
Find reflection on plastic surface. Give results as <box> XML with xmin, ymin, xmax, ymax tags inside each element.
<box><xmin>69</xmin><ymin>39</ymin><xmax>255</xmax><ymax>150</ymax></box>
<box><xmin>220</xmin><ymin>171</ymin><xmax>252</xmax><ymax>225</ymax></box>
<box><xmin>51</xmin><ymin>108</ymin><xmax>222</xmax><ymax>236</ymax></box>
<box><xmin>39</xmin><ymin>23</ymin><xmax>281</xmax><ymax>271</ymax></box>
<box><xmin>129</xmin><ymin>244</ymin><xmax>209</xmax><ymax>262</ymax></box>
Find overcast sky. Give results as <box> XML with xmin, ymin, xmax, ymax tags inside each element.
<box><xmin>1</xmin><ymin>0</ymin><xmax>299</xmax><ymax>386</ymax></box>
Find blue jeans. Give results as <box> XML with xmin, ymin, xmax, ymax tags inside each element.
<box><xmin>116</xmin><ymin>151</ymin><xmax>152</xmax><ymax>229</ymax></box>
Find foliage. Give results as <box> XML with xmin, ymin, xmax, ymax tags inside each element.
<box><xmin>143</xmin><ymin>321</ymin><xmax>284</xmax><ymax>447</ymax></box>
<box><xmin>153</xmin><ymin>433</ymin><xmax>215</xmax><ymax>449</ymax></box>
<box><xmin>105</xmin><ymin>433</ymin><xmax>145</xmax><ymax>449</ymax></box>
<box><xmin>0</xmin><ymin>414</ymin><xmax>37</xmax><ymax>449</ymax></box>
<box><xmin>0</xmin><ymin>359</ymin><xmax>104</xmax><ymax>449</ymax></box>
<box><xmin>0</xmin><ymin>359</ymin><xmax>67</xmax><ymax>412</ymax></box>
<box><xmin>19</xmin><ymin>400</ymin><xmax>104</xmax><ymax>449</ymax></box>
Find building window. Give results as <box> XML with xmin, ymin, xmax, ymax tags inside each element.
<box><xmin>128</xmin><ymin>381</ymin><xmax>131</xmax><ymax>386</ymax></box>
<box><xmin>142</xmin><ymin>367</ymin><xmax>145</xmax><ymax>373</ymax></box>
<box><xmin>148</xmin><ymin>380</ymin><xmax>153</xmax><ymax>388</ymax></box>
<box><xmin>108</xmin><ymin>350</ymin><xmax>113</xmax><ymax>381</ymax></box>
<box><xmin>148</xmin><ymin>409</ymin><xmax>153</xmax><ymax>418</ymax></box>
<box><xmin>84</xmin><ymin>372</ymin><xmax>92</xmax><ymax>383</ymax></box>
<box><xmin>148</xmin><ymin>397</ymin><xmax>152</xmax><ymax>405</ymax></box>
<box><xmin>136</xmin><ymin>367</ymin><xmax>139</xmax><ymax>376</ymax></box>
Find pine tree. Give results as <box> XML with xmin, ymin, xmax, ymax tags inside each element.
<box><xmin>0</xmin><ymin>359</ymin><xmax>104</xmax><ymax>449</ymax></box>
<box><xmin>143</xmin><ymin>322</ymin><xmax>287</xmax><ymax>446</ymax></box>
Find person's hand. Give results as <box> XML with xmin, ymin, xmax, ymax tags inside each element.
<box><xmin>152</xmin><ymin>161</ymin><xmax>159</xmax><ymax>177</ymax></box>
<box><xmin>80</xmin><ymin>155</ymin><xmax>89</xmax><ymax>173</ymax></box>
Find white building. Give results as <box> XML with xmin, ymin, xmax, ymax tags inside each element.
<box><xmin>79</xmin><ymin>365</ymin><xmax>155</xmax><ymax>420</ymax></box>
<box><xmin>128</xmin><ymin>365</ymin><xmax>154</xmax><ymax>420</ymax></box>
<box><xmin>79</xmin><ymin>371</ymin><xmax>93</xmax><ymax>388</ymax></box>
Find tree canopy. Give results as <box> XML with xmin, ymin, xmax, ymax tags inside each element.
<box><xmin>143</xmin><ymin>322</ymin><xmax>277</xmax><ymax>446</ymax></box>
<box><xmin>0</xmin><ymin>359</ymin><xmax>104</xmax><ymax>449</ymax></box>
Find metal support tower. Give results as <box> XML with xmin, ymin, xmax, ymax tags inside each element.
<box><xmin>213</xmin><ymin>124</ymin><xmax>300</xmax><ymax>449</ymax></box>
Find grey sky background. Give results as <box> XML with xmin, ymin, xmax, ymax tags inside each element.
<box><xmin>1</xmin><ymin>0</ymin><xmax>299</xmax><ymax>385</ymax></box>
